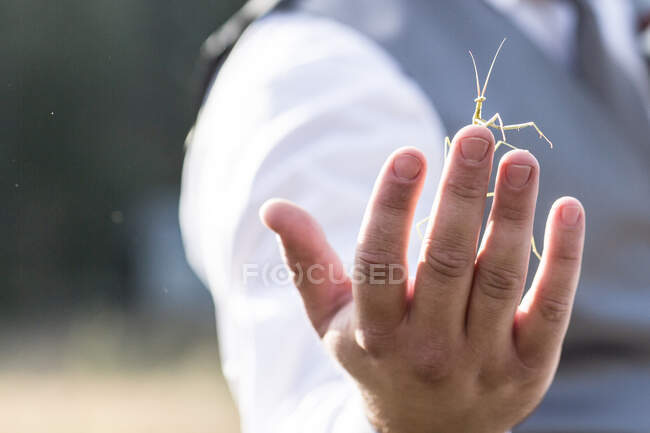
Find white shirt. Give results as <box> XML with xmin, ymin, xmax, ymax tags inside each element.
<box><xmin>179</xmin><ymin>2</ymin><xmax>645</xmax><ymax>432</ymax></box>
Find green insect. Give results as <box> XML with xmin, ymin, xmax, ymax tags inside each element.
<box><xmin>417</xmin><ymin>39</ymin><xmax>553</xmax><ymax>260</ymax></box>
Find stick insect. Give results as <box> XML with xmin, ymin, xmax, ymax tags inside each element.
<box><xmin>416</xmin><ymin>39</ymin><xmax>553</xmax><ymax>260</ymax></box>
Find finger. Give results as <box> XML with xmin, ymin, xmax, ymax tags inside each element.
<box><xmin>354</xmin><ymin>148</ymin><xmax>427</xmax><ymax>336</ymax></box>
<box><xmin>467</xmin><ymin>150</ymin><xmax>539</xmax><ymax>350</ymax></box>
<box><xmin>411</xmin><ymin>125</ymin><xmax>495</xmax><ymax>337</ymax></box>
<box><xmin>261</xmin><ymin>199</ymin><xmax>351</xmax><ymax>336</ymax></box>
<box><xmin>515</xmin><ymin>197</ymin><xmax>585</xmax><ymax>367</ymax></box>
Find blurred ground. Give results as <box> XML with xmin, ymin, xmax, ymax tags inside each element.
<box><xmin>2</xmin><ymin>1</ymin><xmax>245</xmax><ymax>430</ymax></box>
<box><xmin>0</xmin><ymin>314</ymin><xmax>240</xmax><ymax>433</ymax></box>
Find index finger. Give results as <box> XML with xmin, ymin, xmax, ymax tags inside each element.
<box><xmin>353</xmin><ymin>148</ymin><xmax>427</xmax><ymax>340</ymax></box>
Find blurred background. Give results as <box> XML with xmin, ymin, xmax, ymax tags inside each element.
<box><xmin>1</xmin><ymin>0</ymin><xmax>244</xmax><ymax>431</ymax></box>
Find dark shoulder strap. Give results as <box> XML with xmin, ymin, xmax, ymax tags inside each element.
<box><xmin>192</xmin><ymin>0</ymin><xmax>287</xmax><ymax>113</ymax></box>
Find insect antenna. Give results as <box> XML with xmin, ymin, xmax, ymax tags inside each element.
<box><xmin>481</xmin><ymin>38</ymin><xmax>507</xmax><ymax>98</ymax></box>
<box><xmin>468</xmin><ymin>50</ymin><xmax>481</xmax><ymax>99</ymax></box>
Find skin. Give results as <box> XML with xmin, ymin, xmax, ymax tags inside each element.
<box><xmin>260</xmin><ymin>125</ymin><xmax>586</xmax><ymax>433</ymax></box>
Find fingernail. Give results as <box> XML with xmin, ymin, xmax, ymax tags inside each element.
<box><xmin>561</xmin><ymin>205</ymin><xmax>581</xmax><ymax>226</ymax></box>
<box><xmin>393</xmin><ymin>154</ymin><xmax>422</xmax><ymax>180</ymax></box>
<box><xmin>460</xmin><ymin>137</ymin><xmax>489</xmax><ymax>161</ymax></box>
<box><xmin>505</xmin><ymin>164</ymin><xmax>532</xmax><ymax>188</ymax></box>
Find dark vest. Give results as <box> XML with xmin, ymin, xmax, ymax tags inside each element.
<box><xmin>196</xmin><ymin>1</ymin><xmax>650</xmax><ymax>431</ymax></box>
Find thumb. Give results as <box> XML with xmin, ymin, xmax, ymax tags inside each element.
<box><xmin>260</xmin><ymin>199</ymin><xmax>351</xmax><ymax>336</ymax></box>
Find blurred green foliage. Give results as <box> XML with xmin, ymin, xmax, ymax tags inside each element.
<box><xmin>1</xmin><ymin>0</ymin><xmax>244</xmax><ymax>317</ymax></box>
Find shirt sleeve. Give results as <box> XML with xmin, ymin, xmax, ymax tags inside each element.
<box><xmin>179</xmin><ymin>10</ymin><xmax>445</xmax><ymax>433</ymax></box>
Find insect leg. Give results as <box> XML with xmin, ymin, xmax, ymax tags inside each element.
<box><xmin>480</xmin><ymin>113</ymin><xmax>507</xmax><ymax>143</ymax></box>
<box><xmin>500</xmin><ymin>121</ymin><xmax>553</xmax><ymax>148</ymax></box>
<box><xmin>416</xmin><ymin>216</ymin><xmax>431</xmax><ymax>239</ymax></box>
<box><xmin>415</xmin><ymin>136</ymin><xmax>453</xmax><ymax>239</ymax></box>
<box><xmin>479</xmin><ymin>113</ymin><xmax>523</xmax><ymax>151</ymax></box>
<box><xmin>495</xmin><ymin>140</ymin><xmax>520</xmax><ymax>151</ymax></box>
<box><xmin>531</xmin><ymin>235</ymin><xmax>542</xmax><ymax>261</ymax></box>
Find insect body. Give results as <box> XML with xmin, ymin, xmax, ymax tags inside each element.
<box><xmin>445</xmin><ymin>38</ymin><xmax>553</xmax><ymax>158</ymax></box>
<box><xmin>419</xmin><ymin>39</ymin><xmax>552</xmax><ymax>260</ymax></box>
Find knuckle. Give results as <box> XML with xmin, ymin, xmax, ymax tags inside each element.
<box><xmin>476</xmin><ymin>358</ymin><xmax>539</xmax><ymax>396</ymax></box>
<box><xmin>355</xmin><ymin>249</ymin><xmax>395</xmax><ymax>273</ymax></box>
<box><xmin>495</xmin><ymin>201</ymin><xmax>531</xmax><ymax>227</ymax></box>
<box><xmin>551</xmin><ymin>248</ymin><xmax>581</xmax><ymax>265</ymax></box>
<box><xmin>354</xmin><ymin>246</ymin><xmax>402</xmax><ymax>286</ymax></box>
<box><xmin>446</xmin><ymin>174</ymin><xmax>486</xmax><ymax>202</ymax></box>
<box><xmin>515</xmin><ymin>359</ymin><xmax>547</xmax><ymax>384</ymax></box>
<box><xmin>477</xmin><ymin>263</ymin><xmax>524</xmax><ymax>301</ymax></box>
<box><xmin>376</xmin><ymin>187</ymin><xmax>411</xmax><ymax>214</ymax></box>
<box><xmin>537</xmin><ymin>294</ymin><xmax>571</xmax><ymax>323</ymax></box>
<box><xmin>324</xmin><ymin>328</ymin><xmax>360</xmax><ymax>366</ymax></box>
<box><xmin>423</xmin><ymin>238</ymin><xmax>474</xmax><ymax>279</ymax></box>
<box><xmin>357</xmin><ymin>326</ymin><xmax>397</xmax><ymax>358</ymax></box>
<box><xmin>476</xmin><ymin>363</ymin><xmax>507</xmax><ymax>390</ymax></box>
<box><xmin>409</xmin><ymin>339</ymin><xmax>453</xmax><ymax>383</ymax></box>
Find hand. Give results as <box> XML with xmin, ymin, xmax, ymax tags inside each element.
<box><xmin>260</xmin><ymin>125</ymin><xmax>586</xmax><ymax>433</ymax></box>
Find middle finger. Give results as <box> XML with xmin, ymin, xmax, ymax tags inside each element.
<box><xmin>411</xmin><ymin>125</ymin><xmax>495</xmax><ymax>338</ymax></box>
